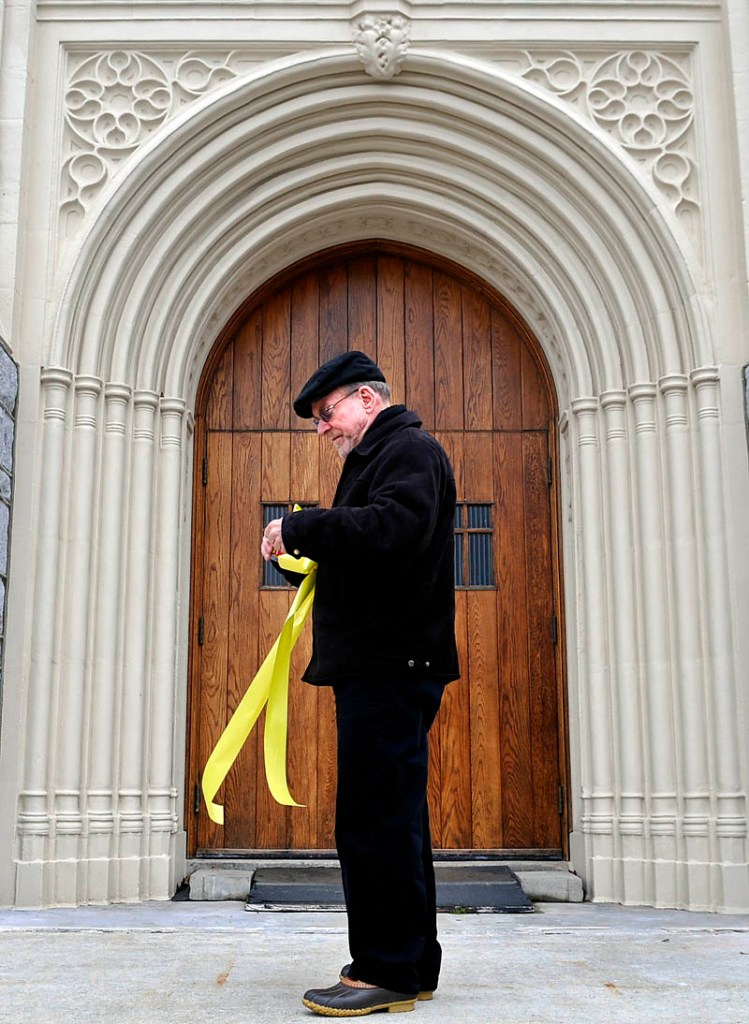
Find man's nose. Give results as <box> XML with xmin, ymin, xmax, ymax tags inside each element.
<box><xmin>317</xmin><ymin>419</ymin><xmax>330</xmax><ymax>436</ymax></box>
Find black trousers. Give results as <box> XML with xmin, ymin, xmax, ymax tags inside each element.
<box><xmin>333</xmin><ymin>676</ymin><xmax>445</xmax><ymax>996</ymax></box>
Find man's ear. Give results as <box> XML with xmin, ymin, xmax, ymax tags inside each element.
<box><xmin>358</xmin><ymin>385</ymin><xmax>377</xmax><ymax>413</ymax></box>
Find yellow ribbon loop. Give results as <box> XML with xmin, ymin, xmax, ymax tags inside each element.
<box><xmin>201</xmin><ymin>535</ymin><xmax>316</xmax><ymax>824</ymax></box>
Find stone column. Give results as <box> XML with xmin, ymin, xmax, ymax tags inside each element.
<box><xmin>87</xmin><ymin>383</ymin><xmax>131</xmax><ymax>902</ymax></box>
<box><xmin>571</xmin><ymin>397</ymin><xmax>615</xmax><ymax>900</ymax></box>
<box><xmin>147</xmin><ymin>398</ymin><xmax>187</xmax><ymax>897</ymax></box>
<box><xmin>117</xmin><ymin>390</ymin><xmax>159</xmax><ymax>898</ymax></box>
<box><xmin>629</xmin><ymin>383</ymin><xmax>677</xmax><ymax>907</ymax></box>
<box><xmin>692</xmin><ymin>367</ymin><xmax>748</xmax><ymax>911</ymax></box>
<box><xmin>601</xmin><ymin>390</ymin><xmax>646</xmax><ymax>904</ymax></box>
<box><xmin>659</xmin><ymin>373</ymin><xmax>710</xmax><ymax>907</ymax></box>
<box><xmin>54</xmin><ymin>374</ymin><xmax>102</xmax><ymax>903</ymax></box>
<box><xmin>16</xmin><ymin>368</ymin><xmax>73</xmax><ymax>905</ymax></box>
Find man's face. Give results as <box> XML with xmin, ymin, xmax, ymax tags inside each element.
<box><xmin>311</xmin><ymin>386</ymin><xmax>370</xmax><ymax>458</ymax></box>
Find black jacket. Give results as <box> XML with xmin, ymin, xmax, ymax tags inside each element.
<box><xmin>280</xmin><ymin>405</ymin><xmax>460</xmax><ymax>686</ymax></box>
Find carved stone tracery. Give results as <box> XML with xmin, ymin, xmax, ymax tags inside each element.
<box><xmin>59</xmin><ymin>45</ymin><xmax>700</xmax><ymax>246</ymax></box>
<box><xmin>519</xmin><ymin>49</ymin><xmax>698</xmax><ymax>224</ymax></box>
<box><xmin>61</xmin><ymin>50</ymin><xmax>242</xmax><ymax>233</ymax></box>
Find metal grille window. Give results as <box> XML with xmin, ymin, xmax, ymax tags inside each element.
<box><xmin>454</xmin><ymin>503</ymin><xmax>495</xmax><ymax>589</ymax></box>
<box><xmin>261</xmin><ymin>502</ymin><xmax>318</xmax><ymax>587</ymax></box>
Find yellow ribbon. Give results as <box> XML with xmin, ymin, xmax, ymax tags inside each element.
<box><xmin>201</xmin><ymin>531</ymin><xmax>316</xmax><ymax>824</ymax></box>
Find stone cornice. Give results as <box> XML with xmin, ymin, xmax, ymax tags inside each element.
<box><xmin>36</xmin><ymin>1</ymin><xmax>722</xmax><ymax>24</ymax></box>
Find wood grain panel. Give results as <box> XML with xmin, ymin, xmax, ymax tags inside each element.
<box><xmin>205</xmin><ymin>345</ymin><xmax>234</xmax><ymax>430</ymax></box>
<box><xmin>468</xmin><ymin>590</ymin><xmax>502</xmax><ymax>847</ymax></box>
<box><xmin>233</xmin><ymin>311</ymin><xmax>263</xmax><ymax>431</ymax></box>
<box><xmin>260</xmin><ymin>431</ymin><xmax>290</xmax><ymax>505</ymax></box>
<box><xmin>197</xmin><ymin>431</ymin><xmax>233</xmax><ymax>849</ymax></box>
<box><xmin>316</xmin><ymin>685</ymin><xmax>338</xmax><ymax>847</ymax></box>
<box><xmin>524</xmin><ymin>431</ymin><xmax>559</xmax><ymax>848</ymax></box>
<box><xmin>348</xmin><ymin>256</ymin><xmax>377</xmax><ymax>361</ymax></box>
<box><xmin>224</xmin><ymin>432</ymin><xmax>262</xmax><ymax>848</ymax></box>
<box><xmin>376</xmin><ymin>256</ymin><xmax>405</xmax><ymax>403</ymax></box>
<box><xmin>438</xmin><ymin>590</ymin><xmax>471</xmax><ymax>847</ymax></box>
<box><xmin>492</xmin><ymin>309</ymin><xmax>522</xmax><ymax>431</ymax></box>
<box><xmin>433</xmin><ymin>272</ymin><xmax>464</xmax><ymax>431</ymax></box>
<box><xmin>261</xmin><ymin>290</ymin><xmax>291</xmax><ymax>430</ymax></box>
<box><xmin>319</xmin><ymin>263</ymin><xmax>347</xmax><ymax>365</ymax></box>
<box><xmin>404</xmin><ymin>261</ymin><xmax>435</xmax><ymax>430</ymax></box>
<box><xmin>495</xmin><ymin>432</ymin><xmax>535</xmax><ymax>846</ymax></box>
<box><xmin>290</xmin><ymin>431</ymin><xmax>320</xmax><ymax>505</ymax></box>
<box><xmin>462</xmin><ymin>287</ymin><xmax>493</xmax><ymax>430</ymax></box>
<box><xmin>426</xmin><ymin>696</ymin><xmax>443</xmax><ymax>846</ymax></box>
<box><xmin>435</xmin><ymin>431</ymin><xmax>464</xmax><ymax>499</ymax></box>
<box><xmin>290</xmin><ymin>274</ymin><xmax>320</xmax><ymax>430</ymax></box>
<box><xmin>463</xmin><ymin>432</ymin><xmax>493</xmax><ymax>502</ymax></box>
<box><xmin>521</xmin><ymin>343</ymin><xmax>549</xmax><ymax>430</ymax></box>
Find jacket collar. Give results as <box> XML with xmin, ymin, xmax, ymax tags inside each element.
<box><xmin>349</xmin><ymin>405</ymin><xmax>422</xmax><ymax>458</ymax></box>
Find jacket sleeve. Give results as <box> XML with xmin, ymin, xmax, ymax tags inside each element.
<box><xmin>281</xmin><ymin>437</ymin><xmax>448</xmax><ymax>565</ymax></box>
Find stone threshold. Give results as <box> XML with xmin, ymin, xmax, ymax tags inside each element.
<box><xmin>185</xmin><ymin>857</ymin><xmax>584</xmax><ymax>903</ymax></box>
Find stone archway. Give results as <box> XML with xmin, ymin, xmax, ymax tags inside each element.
<box><xmin>16</xmin><ymin>50</ymin><xmax>746</xmax><ymax>910</ymax></box>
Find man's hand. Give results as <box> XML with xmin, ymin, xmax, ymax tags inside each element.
<box><xmin>261</xmin><ymin>517</ymin><xmax>287</xmax><ymax>561</ymax></box>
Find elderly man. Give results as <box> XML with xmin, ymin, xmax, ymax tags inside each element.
<box><xmin>262</xmin><ymin>350</ymin><xmax>459</xmax><ymax>1017</ymax></box>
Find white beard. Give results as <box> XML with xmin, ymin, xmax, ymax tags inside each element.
<box><xmin>335</xmin><ymin>437</ymin><xmax>357</xmax><ymax>459</ymax></box>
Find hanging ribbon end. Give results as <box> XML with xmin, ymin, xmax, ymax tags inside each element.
<box><xmin>205</xmin><ymin>802</ymin><xmax>225</xmax><ymax>825</ymax></box>
<box><xmin>202</xmin><ymin>782</ymin><xmax>225</xmax><ymax>825</ymax></box>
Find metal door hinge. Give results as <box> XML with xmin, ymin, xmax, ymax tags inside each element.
<box><xmin>202</xmin><ymin>455</ymin><xmax>208</xmax><ymax>486</ymax></box>
<box><xmin>551</xmin><ymin>614</ymin><xmax>558</xmax><ymax>645</ymax></box>
<box><xmin>547</xmin><ymin>455</ymin><xmax>553</xmax><ymax>486</ymax></box>
<box><xmin>558</xmin><ymin>784</ymin><xmax>564</xmax><ymax>816</ymax></box>
<box><xmin>194</xmin><ymin>782</ymin><xmax>201</xmax><ymax>816</ymax></box>
<box><xmin>198</xmin><ymin>616</ymin><xmax>205</xmax><ymax>646</ymax></box>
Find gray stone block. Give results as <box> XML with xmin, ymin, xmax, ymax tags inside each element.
<box><xmin>188</xmin><ymin>868</ymin><xmax>255</xmax><ymax>901</ymax></box>
<box><xmin>0</xmin><ymin>409</ymin><xmax>14</xmax><ymax>472</ymax></box>
<box><xmin>0</xmin><ymin>351</ymin><xmax>18</xmax><ymax>414</ymax></box>
<box><xmin>0</xmin><ymin>502</ymin><xmax>8</xmax><ymax>576</ymax></box>
<box><xmin>515</xmin><ymin>870</ymin><xmax>585</xmax><ymax>902</ymax></box>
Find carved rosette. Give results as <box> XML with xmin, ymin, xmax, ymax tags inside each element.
<box><xmin>60</xmin><ymin>50</ymin><xmax>241</xmax><ymax>233</ymax></box>
<box><xmin>352</xmin><ymin>13</ymin><xmax>411</xmax><ymax>80</ymax></box>
<box><xmin>520</xmin><ymin>50</ymin><xmax>698</xmax><ymax>227</ymax></box>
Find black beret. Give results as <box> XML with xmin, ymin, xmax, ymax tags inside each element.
<box><xmin>293</xmin><ymin>350</ymin><xmax>386</xmax><ymax>418</ymax></box>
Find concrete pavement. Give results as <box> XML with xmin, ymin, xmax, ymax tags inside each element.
<box><xmin>0</xmin><ymin>900</ymin><xmax>748</xmax><ymax>1023</ymax></box>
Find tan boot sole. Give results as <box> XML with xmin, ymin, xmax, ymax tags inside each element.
<box><xmin>302</xmin><ymin>996</ymin><xmax>416</xmax><ymax>1016</ymax></box>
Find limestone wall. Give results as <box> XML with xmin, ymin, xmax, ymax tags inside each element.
<box><xmin>0</xmin><ymin>1</ymin><xmax>748</xmax><ymax>910</ymax></box>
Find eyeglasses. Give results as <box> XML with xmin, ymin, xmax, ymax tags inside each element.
<box><xmin>311</xmin><ymin>388</ymin><xmax>360</xmax><ymax>428</ymax></box>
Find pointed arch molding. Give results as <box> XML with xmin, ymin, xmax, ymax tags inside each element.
<box><xmin>51</xmin><ymin>48</ymin><xmax>711</xmax><ymax>402</ymax></box>
<box><xmin>21</xmin><ymin>50</ymin><xmax>748</xmax><ymax>912</ymax></box>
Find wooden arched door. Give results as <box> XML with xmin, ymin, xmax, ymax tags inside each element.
<box><xmin>187</xmin><ymin>244</ymin><xmax>568</xmax><ymax>856</ymax></box>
